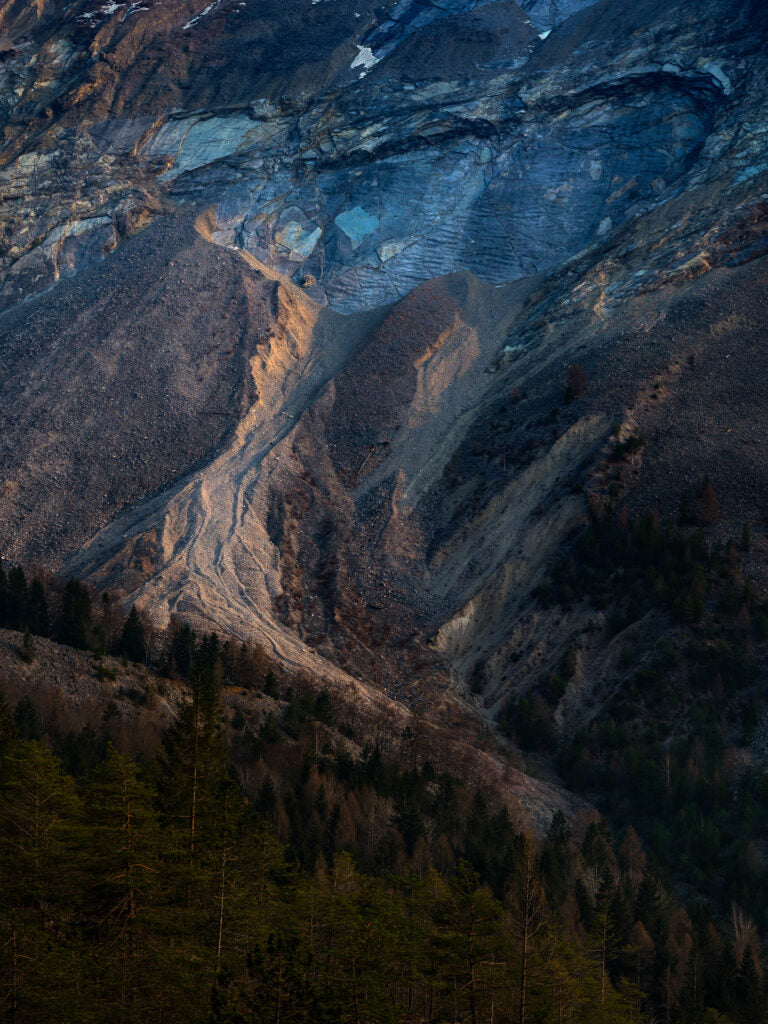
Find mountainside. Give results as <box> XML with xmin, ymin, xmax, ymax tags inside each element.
<box><xmin>2</xmin><ymin>0</ymin><xmax>768</xmax><ymax>797</ymax></box>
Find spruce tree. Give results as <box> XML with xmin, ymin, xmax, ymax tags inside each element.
<box><xmin>83</xmin><ymin>747</ymin><xmax>164</xmax><ymax>1023</ymax></box>
<box><xmin>27</xmin><ymin>581</ymin><xmax>49</xmax><ymax>634</ymax></box>
<box><xmin>56</xmin><ymin>579</ymin><xmax>92</xmax><ymax>649</ymax></box>
<box><xmin>7</xmin><ymin>565</ymin><xmax>27</xmax><ymax>631</ymax></box>
<box><xmin>155</xmin><ymin>664</ymin><xmax>243</xmax><ymax>984</ymax></box>
<box><xmin>0</xmin><ymin>740</ymin><xmax>85</xmax><ymax>1020</ymax></box>
<box><xmin>119</xmin><ymin>605</ymin><xmax>146</xmax><ymax>664</ymax></box>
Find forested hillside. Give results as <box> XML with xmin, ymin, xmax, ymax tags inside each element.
<box><xmin>0</xmin><ymin>563</ymin><xmax>765</xmax><ymax>1023</ymax></box>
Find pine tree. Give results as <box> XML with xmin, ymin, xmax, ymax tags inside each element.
<box><xmin>56</xmin><ymin>579</ymin><xmax>92</xmax><ymax>649</ymax></box>
<box><xmin>0</xmin><ymin>740</ymin><xmax>85</xmax><ymax>1020</ymax></box>
<box><xmin>506</xmin><ymin>839</ymin><xmax>549</xmax><ymax>1024</ymax></box>
<box><xmin>83</xmin><ymin>747</ymin><xmax>165</xmax><ymax>1023</ymax></box>
<box><xmin>119</xmin><ymin>606</ymin><xmax>147</xmax><ymax>664</ymax></box>
<box><xmin>27</xmin><ymin>578</ymin><xmax>49</xmax><ymax>637</ymax></box>
<box><xmin>7</xmin><ymin>565</ymin><xmax>28</xmax><ymax>631</ymax></box>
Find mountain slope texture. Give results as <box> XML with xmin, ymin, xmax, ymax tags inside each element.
<box><xmin>3</xmin><ymin>0</ymin><xmax>768</xmax><ymax>845</ymax></box>
<box><xmin>5</xmin><ymin>0</ymin><xmax>768</xmax><ymax>1019</ymax></box>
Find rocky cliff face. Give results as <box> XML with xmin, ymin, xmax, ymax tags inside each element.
<box><xmin>1</xmin><ymin>0</ymin><xmax>768</xmax><ymax>730</ymax></box>
<box><xmin>3</xmin><ymin>0</ymin><xmax>762</xmax><ymax>312</ymax></box>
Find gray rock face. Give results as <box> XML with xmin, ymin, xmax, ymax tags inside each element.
<box><xmin>2</xmin><ymin>0</ymin><xmax>763</xmax><ymax>314</ymax></box>
<box><xmin>519</xmin><ymin>0</ymin><xmax>597</xmax><ymax>32</ymax></box>
<box><xmin>192</xmin><ymin>81</ymin><xmax>710</xmax><ymax>311</ymax></box>
<box><xmin>131</xmin><ymin>0</ymin><xmax>749</xmax><ymax>312</ymax></box>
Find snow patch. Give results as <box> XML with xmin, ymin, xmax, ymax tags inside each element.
<box><xmin>183</xmin><ymin>0</ymin><xmax>226</xmax><ymax>29</ymax></box>
<box><xmin>78</xmin><ymin>2</ymin><xmax>124</xmax><ymax>21</ymax></box>
<box><xmin>539</xmin><ymin>28</ymin><xmax>550</xmax><ymax>40</ymax></box>
<box><xmin>701</xmin><ymin>61</ymin><xmax>732</xmax><ymax>96</ymax></box>
<box><xmin>350</xmin><ymin>45</ymin><xmax>380</xmax><ymax>74</ymax></box>
<box><xmin>121</xmin><ymin>2</ymin><xmax>149</xmax><ymax>19</ymax></box>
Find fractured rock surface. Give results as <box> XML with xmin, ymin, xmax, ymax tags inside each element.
<box><xmin>2</xmin><ymin>0</ymin><xmax>764</xmax><ymax>311</ymax></box>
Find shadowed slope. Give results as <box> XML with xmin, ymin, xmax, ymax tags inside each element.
<box><xmin>0</xmin><ymin>214</ymin><xmax>275</xmax><ymax>565</ymax></box>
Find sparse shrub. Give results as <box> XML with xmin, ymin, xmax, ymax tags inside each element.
<box><xmin>20</xmin><ymin>628</ymin><xmax>35</xmax><ymax>663</ymax></box>
<box><xmin>263</xmin><ymin>670</ymin><xmax>279</xmax><ymax>699</ymax></box>
<box><xmin>683</xmin><ymin>475</ymin><xmax>720</xmax><ymax>527</ymax></box>
<box><xmin>469</xmin><ymin>668</ymin><xmax>485</xmax><ymax>695</ymax></box>
<box><xmin>14</xmin><ymin>696</ymin><xmax>39</xmax><ymax>740</ymax></box>
<box><xmin>562</xmin><ymin>647</ymin><xmax>578</xmax><ymax>678</ymax></box>
<box><xmin>95</xmin><ymin>662</ymin><xmax>117</xmax><ymax>682</ymax></box>
<box><xmin>612</xmin><ymin>433</ymin><xmax>645</xmax><ymax>459</ymax></box>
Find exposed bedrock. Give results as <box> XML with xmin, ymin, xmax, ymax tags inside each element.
<box><xmin>0</xmin><ymin>0</ymin><xmax>764</xmax><ymax>312</ymax></box>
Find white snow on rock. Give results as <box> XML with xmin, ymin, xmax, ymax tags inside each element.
<box><xmin>78</xmin><ymin>2</ymin><xmax>124</xmax><ymax>21</ymax></box>
<box><xmin>121</xmin><ymin>3</ymin><xmax>149</xmax><ymax>19</ymax></box>
<box><xmin>700</xmin><ymin>61</ymin><xmax>732</xmax><ymax>96</ymax></box>
<box><xmin>350</xmin><ymin>45</ymin><xmax>380</xmax><ymax>73</ymax></box>
<box><xmin>183</xmin><ymin>0</ymin><xmax>226</xmax><ymax>29</ymax></box>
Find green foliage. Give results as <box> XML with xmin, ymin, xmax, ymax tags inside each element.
<box><xmin>0</xmin><ymin>676</ymin><xmax>762</xmax><ymax>1024</ymax></box>
<box><xmin>0</xmin><ymin>521</ymin><xmax>765</xmax><ymax>1022</ymax></box>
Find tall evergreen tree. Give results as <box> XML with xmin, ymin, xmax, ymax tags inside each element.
<box><xmin>56</xmin><ymin>579</ymin><xmax>92</xmax><ymax>650</ymax></box>
<box><xmin>27</xmin><ymin>578</ymin><xmax>50</xmax><ymax>637</ymax></box>
<box><xmin>7</xmin><ymin>565</ymin><xmax>28</xmax><ymax>631</ymax></box>
<box><xmin>0</xmin><ymin>740</ymin><xmax>85</xmax><ymax>1020</ymax></box>
<box><xmin>119</xmin><ymin>605</ymin><xmax>146</xmax><ymax>664</ymax></box>
<box><xmin>83</xmin><ymin>747</ymin><xmax>165</xmax><ymax>1023</ymax></box>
